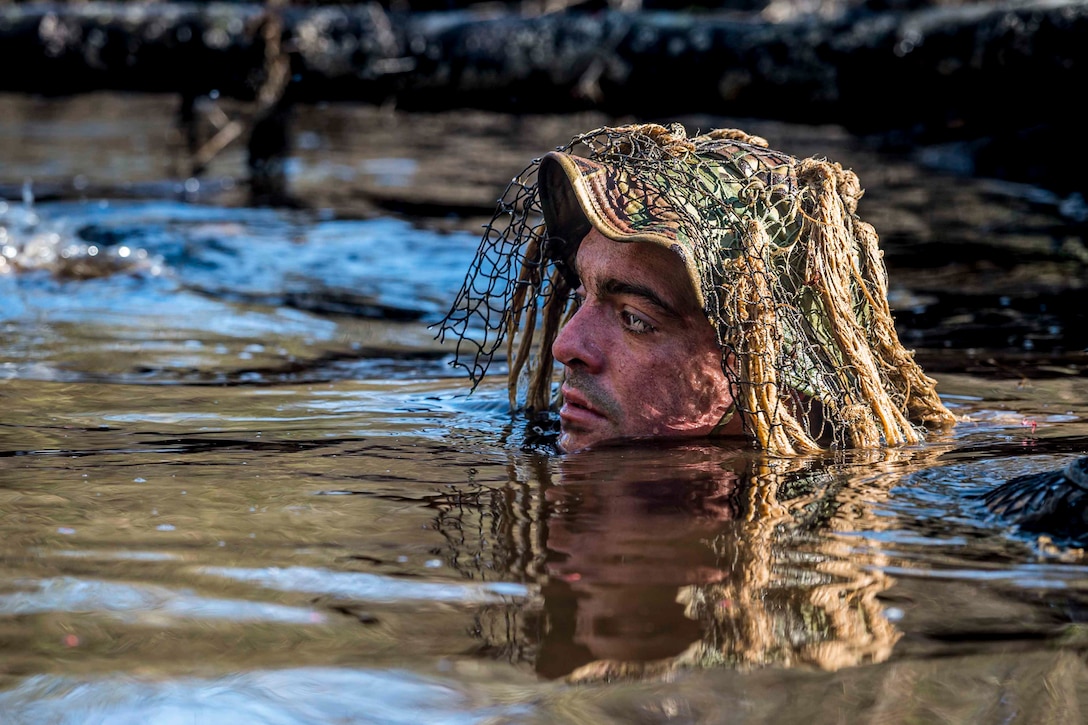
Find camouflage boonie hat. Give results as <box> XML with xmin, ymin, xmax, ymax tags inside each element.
<box><xmin>438</xmin><ymin>123</ymin><xmax>956</xmax><ymax>454</ymax></box>
<box><xmin>537</xmin><ymin>132</ymin><xmax>801</xmax><ymax>311</ymax></box>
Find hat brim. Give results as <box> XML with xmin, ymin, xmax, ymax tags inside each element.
<box><xmin>538</xmin><ymin>151</ymin><xmax>704</xmax><ymax>306</ymax></box>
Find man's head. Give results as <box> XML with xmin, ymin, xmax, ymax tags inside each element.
<box><xmin>440</xmin><ymin>123</ymin><xmax>955</xmax><ymax>454</ymax></box>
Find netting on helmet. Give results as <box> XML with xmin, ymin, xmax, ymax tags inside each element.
<box><xmin>437</xmin><ymin>123</ymin><xmax>955</xmax><ymax>454</ymax></box>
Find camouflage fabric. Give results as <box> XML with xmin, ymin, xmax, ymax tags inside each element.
<box><xmin>438</xmin><ymin>123</ymin><xmax>956</xmax><ymax>453</ymax></box>
<box><xmin>537</xmin><ymin>133</ymin><xmax>800</xmax><ymax>301</ymax></box>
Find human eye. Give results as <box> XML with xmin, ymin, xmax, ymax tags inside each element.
<box><xmin>621</xmin><ymin>309</ymin><xmax>656</xmax><ymax>334</ymax></box>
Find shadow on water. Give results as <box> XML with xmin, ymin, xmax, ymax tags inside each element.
<box><xmin>1</xmin><ymin>92</ymin><xmax>1087</xmax><ymax>722</ymax></box>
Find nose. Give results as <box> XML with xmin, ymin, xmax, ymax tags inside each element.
<box><xmin>552</xmin><ymin>300</ymin><xmax>604</xmax><ymax>373</ymax></box>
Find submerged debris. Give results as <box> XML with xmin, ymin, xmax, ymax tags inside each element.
<box><xmin>981</xmin><ymin>456</ymin><xmax>1088</xmax><ymax>546</ymax></box>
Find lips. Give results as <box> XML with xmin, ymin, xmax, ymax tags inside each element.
<box><xmin>559</xmin><ymin>385</ymin><xmax>608</xmax><ymax>428</ymax></box>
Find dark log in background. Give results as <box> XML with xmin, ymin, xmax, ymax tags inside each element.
<box><xmin>1</xmin><ymin>0</ymin><xmax>1085</xmax><ymax>194</ymax></box>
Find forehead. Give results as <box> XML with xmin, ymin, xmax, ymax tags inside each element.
<box><xmin>573</xmin><ymin>230</ymin><xmax>701</xmax><ymax>313</ymax></box>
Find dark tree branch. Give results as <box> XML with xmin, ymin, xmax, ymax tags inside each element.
<box><xmin>1</xmin><ymin>1</ymin><xmax>1083</xmax><ymax>138</ymax></box>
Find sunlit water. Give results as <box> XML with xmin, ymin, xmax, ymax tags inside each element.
<box><xmin>1</xmin><ymin>94</ymin><xmax>1087</xmax><ymax>723</ymax></box>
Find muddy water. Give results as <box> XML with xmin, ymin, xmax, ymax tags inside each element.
<box><xmin>1</xmin><ymin>93</ymin><xmax>1087</xmax><ymax>723</ymax></box>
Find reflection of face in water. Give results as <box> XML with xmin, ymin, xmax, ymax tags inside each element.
<box><xmin>442</xmin><ymin>442</ymin><xmax>911</xmax><ymax>682</ymax></box>
<box><xmin>536</xmin><ymin>445</ymin><xmax>748</xmax><ymax>679</ymax></box>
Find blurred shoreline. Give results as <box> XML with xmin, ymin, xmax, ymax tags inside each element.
<box><xmin>2</xmin><ymin>90</ymin><xmax>1085</xmax><ymax>379</ymax></box>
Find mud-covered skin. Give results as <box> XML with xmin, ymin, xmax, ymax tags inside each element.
<box><xmin>551</xmin><ymin>230</ymin><xmax>741</xmax><ymax>453</ymax></box>
<box><xmin>981</xmin><ymin>456</ymin><xmax>1088</xmax><ymax>544</ymax></box>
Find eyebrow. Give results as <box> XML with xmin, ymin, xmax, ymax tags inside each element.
<box><xmin>597</xmin><ymin>277</ymin><xmax>681</xmax><ymax>319</ymax></box>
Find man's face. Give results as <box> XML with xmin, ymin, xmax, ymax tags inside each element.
<box><xmin>552</xmin><ymin>228</ymin><xmax>739</xmax><ymax>453</ymax></box>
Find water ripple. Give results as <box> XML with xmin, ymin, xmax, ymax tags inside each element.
<box><xmin>197</xmin><ymin>566</ymin><xmax>531</xmax><ymax>604</ymax></box>
<box><xmin>0</xmin><ymin>577</ymin><xmax>325</xmax><ymax>625</ymax></box>
<box><xmin>0</xmin><ymin>668</ymin><xmax>533</xmax><ymax>725</ymax></box>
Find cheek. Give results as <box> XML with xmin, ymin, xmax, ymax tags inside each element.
<box><xmin>616</xmin><ymin>342</ymin><xmax>728</xmax><ymax>417</ymax></box>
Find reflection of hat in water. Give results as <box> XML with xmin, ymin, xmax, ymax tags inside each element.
<box><xmin>439</xmin><ymin>123</ymin><xmax>956</xmax><ymax>454</ymax></box>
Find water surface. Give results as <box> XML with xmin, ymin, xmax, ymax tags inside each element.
<box><xmin>2</xmin><ymin>93</ymin><xmax>1087</xmax><ymax>723</ymax></box>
